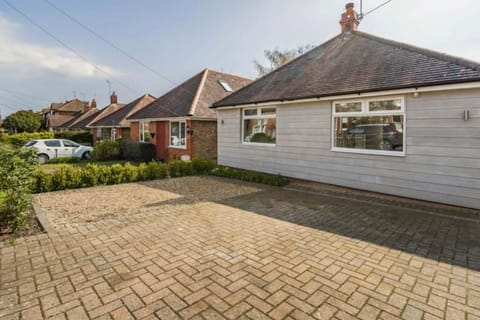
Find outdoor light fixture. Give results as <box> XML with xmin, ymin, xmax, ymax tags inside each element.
<box><xmin>464</xmin><ymin>109</ymin><xmax>470</xmax><ymax>121</ymax></box>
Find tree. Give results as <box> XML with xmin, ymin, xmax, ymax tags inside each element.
<box><xmin>2</xmin><ymin>110</ymin><xmax>42</xmax><ymax>133</ymax></box>
<box><xmin>253</xmin><ymin>44</ymin><xmax>315</xmax><ymax>77</ymax></box>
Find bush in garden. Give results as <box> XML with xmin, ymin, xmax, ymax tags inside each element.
<box><xmin>146</xmin><ymin>162</ymin><xmax>168</xmax><ymax>180</ymax></box>
<box><xmin>121</xmin><ymin>139</ymin><xmax>156</xmax><ymax>162</ymax></box>
<box><xmin>65</xmin><ymin>166</ymin><xmax>83</xmax><ymax>189</ymax></box>
<box><xmin>0</xmin><ymin>144</ymin><xmax>38</xmax><ymax>229</ymax></box>
<box><xmin>96</xmin><ymin>165</ymin><xmax>113</xmax><ymax>185</ymax></box>
<box><xmin>81</xmin><ymin>163</ymin><xmax>101</xmax><ymax>187</ymax></box>
<box><xmin>109</xmin><ymin>164</ymin><xmax>125</xmax><ymax>184</ymax></box>
<box><xmin>93</xmin><ymin>140</ymin><xmax>122</xmax><ymax>161</ymax></box>
<box><xmin>1</xmin><ymin>131</ymin><xmax>55</xmax><ymax>147</ymax></box>
<box><xmin>191</xmin><ymin>158</ymin><xmax>216</xmax><ymax>174</ymax></box>
<box><xmin>167</xmin><ymin>160</ymin><xmax>182</xmax><ymax>178</ymax></box>
<box><xmin>210</xmin><ymin>166</ymin><xmax>290</xmax><ymax>187</ymax></box>
<box><xmin>34</xmin><ymin>170</ymin><xmax>53</xmax><ymax>193</ymax></box>
<box><xmin>136</xmin><ymin>163</ymin><xmax>149</xmax><ymax>181</ymax></box>
<box><xmin>51</xmin><ymin>168</ymin><xmax>68</xmax><ymax>190</ymax></box>
<box><xmin>123</xmin><ymin>163</ymin><xmax>139</xmax><ymax>182</ymax></box>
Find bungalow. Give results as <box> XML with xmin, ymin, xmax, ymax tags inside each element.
<box><xmin>212</xmin><ymin>31</ymin><xmax>480</xmax><ymax>210</ymax></box>
<box><xmin>88</xmin><ymin>94</ymin><xmax>155</xmax><ymax>143</ymax></box>
<box><xmin>127</xmin><ymin>69</ymin><xmax>251</xmax><ymax>161</ymax></box>
<box><xmin>85</xmin><ymin>92</ymin><xmax>125</xmax><ymax>144</ymax></box>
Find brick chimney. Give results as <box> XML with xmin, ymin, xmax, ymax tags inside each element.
<box><xmin>340</xmin><ymin>2</ymin><xmax>359</xmax><ymax>33</ymax></box>
<box><xmin>83</xmin><ymin>101</ymin><xmax>90</xmax><ymax>113</ymax></box>
<box><xmin>91</xmin><ymin>99</ymin><xmax>97</xmax><ymax>109</ymax></box>
<box><xmin>110</xmin><ymin>92</ymin><xmax>118</xmax><ymax>104</ymax></box>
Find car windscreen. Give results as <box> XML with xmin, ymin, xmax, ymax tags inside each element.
<box><xmin>24</xmin><ymin>140</ymin><xmax>37</xmax><ymax>147</ymax></box>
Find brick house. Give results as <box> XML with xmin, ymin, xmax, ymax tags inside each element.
<box><xmin>57</xmin><ymin>99</ymin><xmax>99</xmax><ymax>131</ymax></box>
<box><xmin>43</xmin><ymin>98</ymin><xmax>88</xmax><ymax>132</ymax></box>
<box><xmin>88</xmin><ymin>94</ymin><xmax>155</xmax><ymax>144</ymax></box>
<box><xmin>85</xmin><ymin>92</ymin><xmax>125</xmax><ymax>145</ymax></box>
<box><xmin>127</xmin><ymin>69</ymin><xmax>251</xmax><ymax>161</ymax></box>
<box><xmin>212</xmin><ymin>30</ymin><xmax>480</xmax><ymax>210</ymax></box>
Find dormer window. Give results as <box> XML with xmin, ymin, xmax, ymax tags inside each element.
<box><xmin>218</xmin><ymin>80</ymin><xmax>233</xmax><ymax>92</ymax></box>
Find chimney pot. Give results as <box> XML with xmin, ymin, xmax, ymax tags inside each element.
<box><xmin>340</xmin><ymin>2</ymin><xmax>359</xmax><ymax>33</ymax></box>
<box><xmin>83</xmin><ymin>102</ymin><xmax>90</xmax><ymax>113</ymax></box>
<box><xmin>110</xmin><ymin>92</ymin><xmax>118</xmax><ymax>104</ymax></box>
<box><xmin>91</xmin><ymin>99</ymin><xmax>97</xmax><ymax>109</ymax></box>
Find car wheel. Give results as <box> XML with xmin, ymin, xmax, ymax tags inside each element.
<box><xmin>82</xmin><ymin>151</ymin><xmax>92</xmax><ymax>160</ymax></box>
<box><xmin>380</xmin><ymin>140</ymin><xmax>393</xmax><ymax>150</ymax></box>
<box><xmin>38</xmin><ymin>154</ymin><xmax>49</xmax><ymax>164</ymax></box>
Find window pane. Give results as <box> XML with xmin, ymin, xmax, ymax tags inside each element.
<box><xmin>63</xmin><ymin>140</ymin><xmax>78</xmax><ymax>147</ymax></box>
<box><xmin>261</xmin><ymin>108</ymin><xmax>276</xmax><ymax>115</ymax></box>
<box><xmin>44</xmin><ymin>140</ymin><xmax>61</xmax><ymax>147</ymax></box>
<box><xmin>244</xmin><ymin>109</ymin><xmax>257</xmax><ymax>116</ymax></box>
<box><xmin>335</xmin><ymin>102</ymin><xmax>362</xmax><ymax>113</ymax></box>
<box><xmin>334</xmin><ymin>116</ymin><xmax>404</xmax><ymax>151</ymax></box>
<box><xmin>170</xmin><ymin>122</ymin><xmax>180</xmax><ymax>146</ymax></box>
<box><xmin>243</xmin><ymin>118</ymin><xmax>276</xmax><ymax>144</ymax></box>
<box><xmin>369</xmin><ymin>99</ymin><xmax>402</xmax><ymax>111</ymax></box>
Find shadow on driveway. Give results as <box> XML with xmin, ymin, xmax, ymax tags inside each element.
<box><xmin>140</xmin><ymin>177</ymin><xmax>480</xmax><ymax>271</ymax></box>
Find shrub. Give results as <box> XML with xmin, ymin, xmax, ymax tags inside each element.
<box><xmin>82</xmin><ymin>164</ymin><xmax>100</xmax><ymax>187</ymax></box>
<box><xmin>46</xmin><ymin>156</ymin><xmax>81</xmax><ymax>164</ymax></box>
<box><xmin>146</xmin><ymin>162</ymin><xmax>168</xmax><ymax>180</ymax></box>
<box><xmin>121</xmin><ymin>139</ymin><xmax>156</xmax><ymax>162</ymax></box>
<box><xmin>109</xmin><ymin>164</ymin><xmax>125</xmax><ymax>184</ymax></box>
<box><xmin>93</xmin><ymin>140</ymin><xmax>122</xmax><ymax>161</ymax></box>
<box><xmin>34</xmin><ymin>170</ymin><xmax>53</xmax><ymax>193</ymax></box>
<box><xmin>55</xmin><ymin>131</ymin><xmax>92</xmax><ymax>144</ymax></box>
<box><xmin>65</xmin><ymin>166</ymin><xmax>83</xmax><ymax>189</ymax></box>
<box><xmin>51</xmin><ymin>168</ymin><xmax>68</xmax><ymax>190</ymax></box>
<box><xmin>210</xmin><ymin>167</ymin><xmax>290</xmax><ymax>187</ymax></box>
<box><xmin>137</xmin><ymin>163</ymin><xmax>149</xmax><ymax>181</ymax></box>
<box><xmin>191</xmin><ymin>158</ymin><xmax>216</xmax><ymax>174</ymax></box>
<box><xmin>97</xmin><ymin>165</ymin><xmax>113</xmax><ymax>185</ymax></box>
<box><xmin>0</xmin><ymin>144</ymin><xmax>38</xmax><ymax>229</ymax></box>
<box><xmin>1</xmin><ymin>131</ymin><xmax>54</xmax><ymax>147</ymax></box>
<box><xmin>123</xmin><ymin>163</ymin><xmax>139</xmax><ymax>182</ymax></box>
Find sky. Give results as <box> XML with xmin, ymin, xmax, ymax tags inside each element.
<box><xmin>0</xmin><ymin>0</ymin><xmax>479</xmax><ymax>116</ymax></box>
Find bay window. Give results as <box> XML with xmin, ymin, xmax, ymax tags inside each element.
<box><xmin>170</xmin><ymin>121</ymin><xmax>186</xmax><ymax>148</ymax></box>
<box><xmin>242</xmin><ymin>107</ymin><xmax>276</xmax><ymax>144</ymax></box>
<box><xmin>333</xmin><ymin>97</ymin><xmax>405</xmax><ymax>155</ymax></box>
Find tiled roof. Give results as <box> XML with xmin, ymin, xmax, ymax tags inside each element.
<box><xmin>213</xmin><ymin>31</ymin><xmax>480</xmax><ymax>108</ymax></box>
<box><xmin>89</xmin><ymin>94</ymin><xmax>156</xmax><ymax>127</ymax></box>
<box><xmin>51</xmin><ymin>99</ymin><xmax>86</xmax><ymax>112</ymax></box>
<box><xmin>128</xmin><ymin>69</ymin><xmax>251</xmax><ymax>120</ymax></box>
<box><xmin>69</xmin><ymin>110</ymin><xmax>100</xmax><ymax>129</ymax></box>
<box><xmin>60</xmin><ymin>108</ymin><xmax>100</xmax><ymax>130</ymax></box>
<box><xmin>85</xmin><ymin>103</ymin><xmax>125</xmax><ymax>128</ymax></box>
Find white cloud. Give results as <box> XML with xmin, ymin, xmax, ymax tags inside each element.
<box><xmin>0</xmin><ymin>16</ymin><xmax>119</xmax><ymax>78</ymax></box>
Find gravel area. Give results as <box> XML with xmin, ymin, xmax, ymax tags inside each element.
<box><xmin>33</xmin><ymin>176</ymin><xmax>265</xmax><ymax>234</ymax></box>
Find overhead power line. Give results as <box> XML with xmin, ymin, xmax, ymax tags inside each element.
<box><xmin>41</xmin><ymin>0</ymin><xmax>198</xmax><ymax>118</ymax></box>
<box><xmin>362</xmin><ymin>0</ymin><xmax>395</xmax><ymax>18</ymax></box>
<box><xmin>2</xmin><ymin>0</ymin><xmax>142</xmax><ymax>97</ymax></box>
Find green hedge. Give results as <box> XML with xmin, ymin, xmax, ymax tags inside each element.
<box><xmin>0</xmin><ymin>131</ymin><xmax>54</xmax><ymax>146</ymax></box>
<box><xmin>54</xmin><ymin>131</ymin><xmax>92</xmax><ymax>144</ymax></box>
<box><xmin>46</xmin><ymin>156</ymin><xmax>81</xmax><ymax>164</ymax></box>
<box><xmin>120</xmin><ymin>139</ymin><xmax>156</xmax><ymax>162</ymax></box>
<box><xmin>93</xmin><ymin>140</ymin><xmax>122</xmax><ymax>161</ymax></box>
<box><xmin>210</xmin><ymin>166</ymin><xmax>290</xmax><ymax>186</ymax></box>
<box><xmin>0</xmin><ymin>144</ymin><xmax>38</xmax><ymax>229</ymax></box>
<box><xmin>33</xmin><ymin>158</ymin><xmax>216</xmax><ymax>193</ymax></box>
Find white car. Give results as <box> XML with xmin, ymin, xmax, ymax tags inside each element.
<box><xmin>24</xmin><ymin>139</ymin><xmax>93</xmax><ymax>164</ymax></box>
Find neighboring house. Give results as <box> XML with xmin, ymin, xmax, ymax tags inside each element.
<box><xmin>86</xmin><ymin>92</ymin><xmax>125</xmax><ymax>144</ymax></box>
<box><xmin>212</xmin><ymin>31</ymin><xmax>480</xmax><ymax>210</ymax></box>
<box><xmin>127</xmin><ymin>69</ymin><xmax>251</xmax><ymax>161</ymax></box>
<box><xmin>57</xmin><ymin>99</ymin><xmax>99</xmax><ymax>131</ymax></box>
<box><xmin>88</xmin><ymin>94</ymin><xmax>155</xmax><ymax>143</ymax></box>
<box><xmin>43</xmin><ymin>98</ymin><xmax>88</xmax><ymax>132</ymax></box>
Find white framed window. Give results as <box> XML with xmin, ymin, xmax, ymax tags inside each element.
<box><xmin>332</xmin><ymin>97</ymin><xmax>405</xmax><ymax>156</ymax></box>
<box><xmin>242</xmin><ymin>107</ymin><xmax>276</xmax><ymax>145</ymax></box>
<box><xmin>140</xmin><ymin>121</ymin><xmax>150</xmax><ymax>142</ymax></box>
<box><xmin>170</xmin><ymin>121</ymin><xmax>186</xmax><ymax>148</ymax></box>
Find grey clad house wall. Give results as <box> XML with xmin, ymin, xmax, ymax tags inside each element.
<box><xmin>217</xmin><ymin>89</ymin><xmax>480</xmax><ymax>209</ymax></box>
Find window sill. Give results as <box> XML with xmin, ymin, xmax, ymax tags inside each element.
<box><xmin>169</xmin><ymin>145</ymin><xmax>187</xmax><ymax>150</ymax></box>
<box><xmin>241</xmin><ymin>142</ymin><xmax>277</xmax><ymax>147</ymax></box>
<box><xmin>331</xmin><ymin>147</ymin><xmax>406</xmax><ymax>157</ymax></box>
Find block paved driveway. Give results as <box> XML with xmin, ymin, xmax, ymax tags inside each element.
<box><xmin>1</xmin><ymin>176</ymin><xmax>480</xmax><ymax>319</ymax></box>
